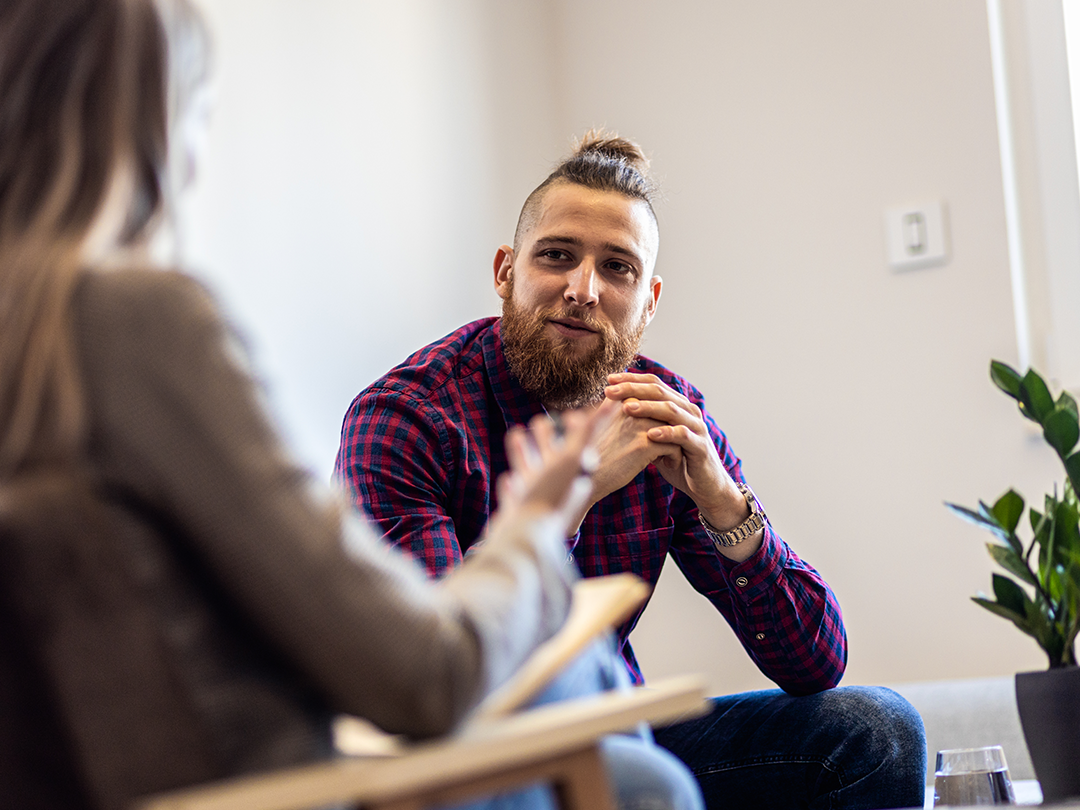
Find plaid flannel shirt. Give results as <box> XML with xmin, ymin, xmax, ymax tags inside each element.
<box><xmin>335</xmin><ymin>317</ymin><xmax>846</xmax><ymax>692</ymax></box>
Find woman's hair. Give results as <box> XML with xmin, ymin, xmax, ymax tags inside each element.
<box><xmin>513</xmin><ymin>129</ymin><xmax>659</xmax><ymax>251</ymax></box>
<box><xmin>0</xmin><ymin>0</ymin><xmax>206</xmax><ymax>477</ymax></box>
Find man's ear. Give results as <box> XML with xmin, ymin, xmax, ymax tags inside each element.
<box><xmin>494</xmin><ymin>245</ymin><xmax>514</xmax><ymax>300</ymax></box>
<box><xmin>644</xmin><ymin>274</ymin><xmax>663</xmax><ymax>325</ymax></box>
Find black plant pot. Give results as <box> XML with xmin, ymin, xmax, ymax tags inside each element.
<box><xmin>1015</xmin><ymin>667</ymin><xmax>1080</xmax><ymax>803</ymax></box>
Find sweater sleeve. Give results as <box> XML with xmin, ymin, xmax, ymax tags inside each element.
<box><xmin>75</xmin><ymin>269</ymin><xmax>574</xmax><ymax>737</ymax></box>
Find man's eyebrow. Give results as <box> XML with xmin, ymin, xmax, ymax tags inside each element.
<box><xmin>534</xmin><ymin>235</ymin><xmax>584</xmax><ymax>248</ymax></box>
<box><xmin>534</xmin><ymin>235</ymin><xmax>642</xmax><ymax>262</ymax></box>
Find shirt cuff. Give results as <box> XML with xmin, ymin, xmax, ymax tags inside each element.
<box><xmin>716</xmin><ymin>525</ymin><xmax>786</xmax><ymax>601</ymax></box>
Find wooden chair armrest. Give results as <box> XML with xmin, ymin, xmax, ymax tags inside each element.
<box><xmin>472</xmin><ymin>573</ymin><xmax>652</xmax><ymax>720</ymax></box>
<box><xmin>138</xmin><ymin>674</ymin><xmax>708</xmax><ymax>810</ymax></box>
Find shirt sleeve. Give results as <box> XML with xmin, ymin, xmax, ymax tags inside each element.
<box><xmin>667</xmin><ymin>386</ymin><xmax>848</xmax><ymax>696</ymax></box>
<box><xmin>77</xmin><ymin>270</ymin><xmax>574</xmax><ymax>738</ymax></box>
<box><xmin>335</xmin><ymin>388</ymin><xmax>467</xmax><ymax>576</ymax></box>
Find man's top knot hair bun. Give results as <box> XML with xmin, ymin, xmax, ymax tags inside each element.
<box><xmin>543</xmin><ymin>128</ymin><xmax>657</xmax><ymax>209</ymax></box>
<box><xmin>512</xmin><ymin>128</ymin><xmax>658</xmax><ymax>250</ymax></box>
<box><xmin>573</xmin><ymin>128</ymin><xmax>651</xmax><ymax>177</ymax></box>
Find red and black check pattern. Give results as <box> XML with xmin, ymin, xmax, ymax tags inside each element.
<box><xmin>335</xmin><ymin>318</ymin><xmax>847</xmax><ymax>693</ymax></box>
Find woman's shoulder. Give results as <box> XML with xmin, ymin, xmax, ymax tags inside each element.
<box><xmin>75</xmin><ymin>266</ymin><xmax>217</xmax><ymax>325</ymax></box>
<box><xmin>73</xmin><ymin>267</ymin><xmax>234</xmax><ymax>357</ymax></box>
<box><xmin>73</xmin><ymin>267</ymin><xmax>238</xmax><ymax>385</ymax></box>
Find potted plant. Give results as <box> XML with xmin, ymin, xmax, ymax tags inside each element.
<box><xmin>946</xmin><ymin>360</ymin><xmax>1080</xmax><ymax>802</ymax></box>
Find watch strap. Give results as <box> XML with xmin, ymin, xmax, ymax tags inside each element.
<box><xmin>698</xmin><ymin>482</ymin><xmax>767</xmax><ymax>549</ymax></box>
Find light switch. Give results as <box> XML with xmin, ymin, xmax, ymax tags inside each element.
<box><xmin>884</xmin><ymin>200</ymin><xmax>948</xmax><ymax>270</ymax></box>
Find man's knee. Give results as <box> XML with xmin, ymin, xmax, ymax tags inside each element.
<box><xmin>827</xmin><ymin>687</ymin><xmax>925</xmax><ymax>753</ymax></box>
<box><xmin>820</xmin><ymin>685</ymin><xmax>927</xmax><ymax>793</ymax></box>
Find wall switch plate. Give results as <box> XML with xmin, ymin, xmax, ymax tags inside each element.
<box><xmin>884</xmin><ymin>200</ymin><xmax>948</xmax><ymax>270</ymax></box>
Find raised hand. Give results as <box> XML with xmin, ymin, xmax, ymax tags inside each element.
<box><xmin>492</xmin><ymin>400</ymin><xmax>617</xmax><ymax>540</ymax></box>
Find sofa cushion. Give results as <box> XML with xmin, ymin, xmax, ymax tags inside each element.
<box><xmin>888</xmin><ymin>677</ymin><xmax>1032</xmax><ymax>783</ymax></box>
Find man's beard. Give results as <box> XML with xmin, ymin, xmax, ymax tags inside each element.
<box><xmin>500</xmin><ymin>278</ymin><xmax>648</xmax><ymax>410</ymax></box>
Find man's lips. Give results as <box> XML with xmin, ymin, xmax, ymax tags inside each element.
<box><xmin>548</xmin><ymin>318</ymin><xmax>598</xmax><ymax>336</ymax></box>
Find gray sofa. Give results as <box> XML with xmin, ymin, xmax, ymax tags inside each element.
<box><xmin>888</xmin><ymin>676</ymin><xmax>1037</xmax><ymax>805</ymax></box>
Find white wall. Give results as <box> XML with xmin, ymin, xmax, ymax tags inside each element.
<box><xmin>185</xmin><ymin>0</ymin><xmax>511</xmax><ymax>470</ymax></box>
<box><xmin>186</xmin><ymin>0</ymin><xmax>1064</xmax><ymax>694</ymax></box>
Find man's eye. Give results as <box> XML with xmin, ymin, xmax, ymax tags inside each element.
<box><xmin>606</xmin><ymin>261</ymin><xmax>634</xmax><ymax>275</ymax></box>
<box><xmin>541</xmin><ymin>249</ymin><xmax>569</xmax><ymax>261</ymax></box>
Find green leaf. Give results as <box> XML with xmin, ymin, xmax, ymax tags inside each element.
<box><xmin>992</xmin><ymin>490</ymin><xmax>1025</xmax><ymax>534</ymax></box>
<box><xmin>1031</xmin><ymin>507</ymin><xmax>1045</xmax><ymax>534</ymax></box>
<box><xmin>1045</xmin><ymin>409</ymin><xmax>1080</xmax><ymax>458</ymax></box>
<box><xmin>1063</xmin><ymin>564</ymin><xmax>1080</xmax><ymax>665</ymax></box>
<box><xmin>1024</xmin><ymin>598</ymin><xmax>1061</xmax><ymax>661</ymax></box>
<box><xmin>987</xmin><ymin>543</ymin><xmax>1037</xmax><ymax>586</ymax></box>
<box><xmin>946</xmin><ymin>502</ymin><xmax>1002</xmax><ymax>531</ymax></box>
<box><xmin>1045</xmin><ymin>563</ymin><xmax>1065</xmax><ymax>606</ymax></box>
<box><xmin>993</xmin><ymin>573</ymin><xmax>1030</xmax><ymax>615</ymax></box>
<box><xmin>1042</xmin><ymin>497</ymin><xmax>1059</xmax><ymax>589</ymax></box>
<box><xmin>1063</xmin><ymin>560</ymin><xmax>1080</xmax><ymax>613</ymax></box>
<box><xmin>1066</xmin><ymin>452</ymin><xmax>1080</xmax><ymax>498</ymax></box>
<box><xmin>973</xmin><ymin>596</ymin><xmax>1033</xmax><ymax>635</ymax></box>
<box><xmin>1059</xmin><ymin>390</ymin><xmax>1079</xmax><ymax>419</ymax></box>
<box><xmin>1020</xmin><ymin>369</ymin><xmax>1055</xmax><ymax>423</ymax></box>
<box><xmin>991</xmin><ymin>360</ymin><xmax>1023</xmax><ymax>399</ymax></box>
<box><xmin>1060</xmin><ymin>543</ymin><xmax>1080</xmax><ymax>571</ymax></box>
<box><xmin>1054</xmin><ymin>499</ymin><xmax>1080</xmax><ymax>554</ymax></box>
<box><xmin>946</xmin><ymin>501</ymin><xmax>1015</xmax><ymax>546</ymax></box>
<box><xmin>1066</xmin><ymin>478</ymin><xmax>1079</xmax><ymax>509</ymax></box>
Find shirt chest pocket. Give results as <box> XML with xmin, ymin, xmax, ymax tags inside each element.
<box><xmin>573</xmin><ymin>523</ymin><xmax>673</xmax><ymax>586</ymax></box>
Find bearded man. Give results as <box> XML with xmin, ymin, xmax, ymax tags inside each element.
<box><xmin>335</xmin><ymin>132</ymin><xmax>926</xmax><ymax>810</ymax></box>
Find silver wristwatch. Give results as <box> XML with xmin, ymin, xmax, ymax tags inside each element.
<box><xmin>698</xmin><ymin>482</ymin><xmax>767</xmax><ymax>548</ymax></box>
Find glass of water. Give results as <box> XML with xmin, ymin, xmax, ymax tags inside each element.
<box><xmin>933</xmin><ymin>746</ymin><xmax>1016</xmax><ymax>806</ymax></box>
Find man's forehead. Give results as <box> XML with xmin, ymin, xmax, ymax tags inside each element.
<box><xmin>528</xmin><ymin>185</ymin><xmax>659</xmax><ymax>260</ymax></box>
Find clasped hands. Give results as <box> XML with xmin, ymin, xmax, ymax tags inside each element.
<box><xmin>581</xmin><ymin>372</ymin><xmax>761</xmax><ymax>561</ymax></box>
<box><xmin>487</xmin><ymin>373</ymin><xmax>762</xmax><ymax>562</ymax></box>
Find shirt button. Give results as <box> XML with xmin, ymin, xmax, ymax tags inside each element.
<box><xmin>735</xmin><ymin>576</ymin><xmax>749</xmax><ymax>588</ymax></box>
<box><xmin>755</xmin><ymin>632</ymin><xmax>766</xmax><ymax>641</ymax></box>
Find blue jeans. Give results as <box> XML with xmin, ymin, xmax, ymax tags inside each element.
<box><xmin>452</xmin><ymin>637</ymin><xmax>703</xmax><ymax>810</ymax></box>
<box><xmin>652</xmin><ymin>686</ymin><xmax>926</xmax><ymax>810</ymax></box>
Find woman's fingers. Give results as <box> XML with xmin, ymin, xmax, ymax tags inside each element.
<box><xmin>556</xmin><ymin>475</ymin><xmax>594</xmax><ymax>528</ymax></box>
<box><xmin>497</xmin><ymin>401</ymin><xmax>618</xmax><ymax>537</ymax></box>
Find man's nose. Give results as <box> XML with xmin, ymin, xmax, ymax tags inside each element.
<box><xmin>564</xmin><ymin>261</ymin><xmax>599</xmax><ymax>307</ymax></box>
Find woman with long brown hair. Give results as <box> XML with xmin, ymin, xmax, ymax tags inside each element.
<box><xmin>0</xmin><ymin>3</ymin><xmax>701</xmax><ymax>810</ymax></box>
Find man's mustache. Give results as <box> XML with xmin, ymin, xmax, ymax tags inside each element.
<box><xmin>542</xmin><ymin>307</ymin><xmax>610</xmax><ymax>336</ymax></box>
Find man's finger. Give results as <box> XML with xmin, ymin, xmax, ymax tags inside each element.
<box><xmin>625</xmin><ymin>398</ymin><xmax>702</xmax><ymax>430</ymax></box>
<box><xmin>647</xmin><ymin>424</ymin><xmax>707</xmax><ymax>456</ymax></box>
<box><xmin>605</xmin><ymin>381</ymin><xmax>687</xmax><ymax>406</ymax></box>
<box><xmin>607</xmin><ymin>371</ymin><xmax>661</xmax><ymax>385</ymax></box>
